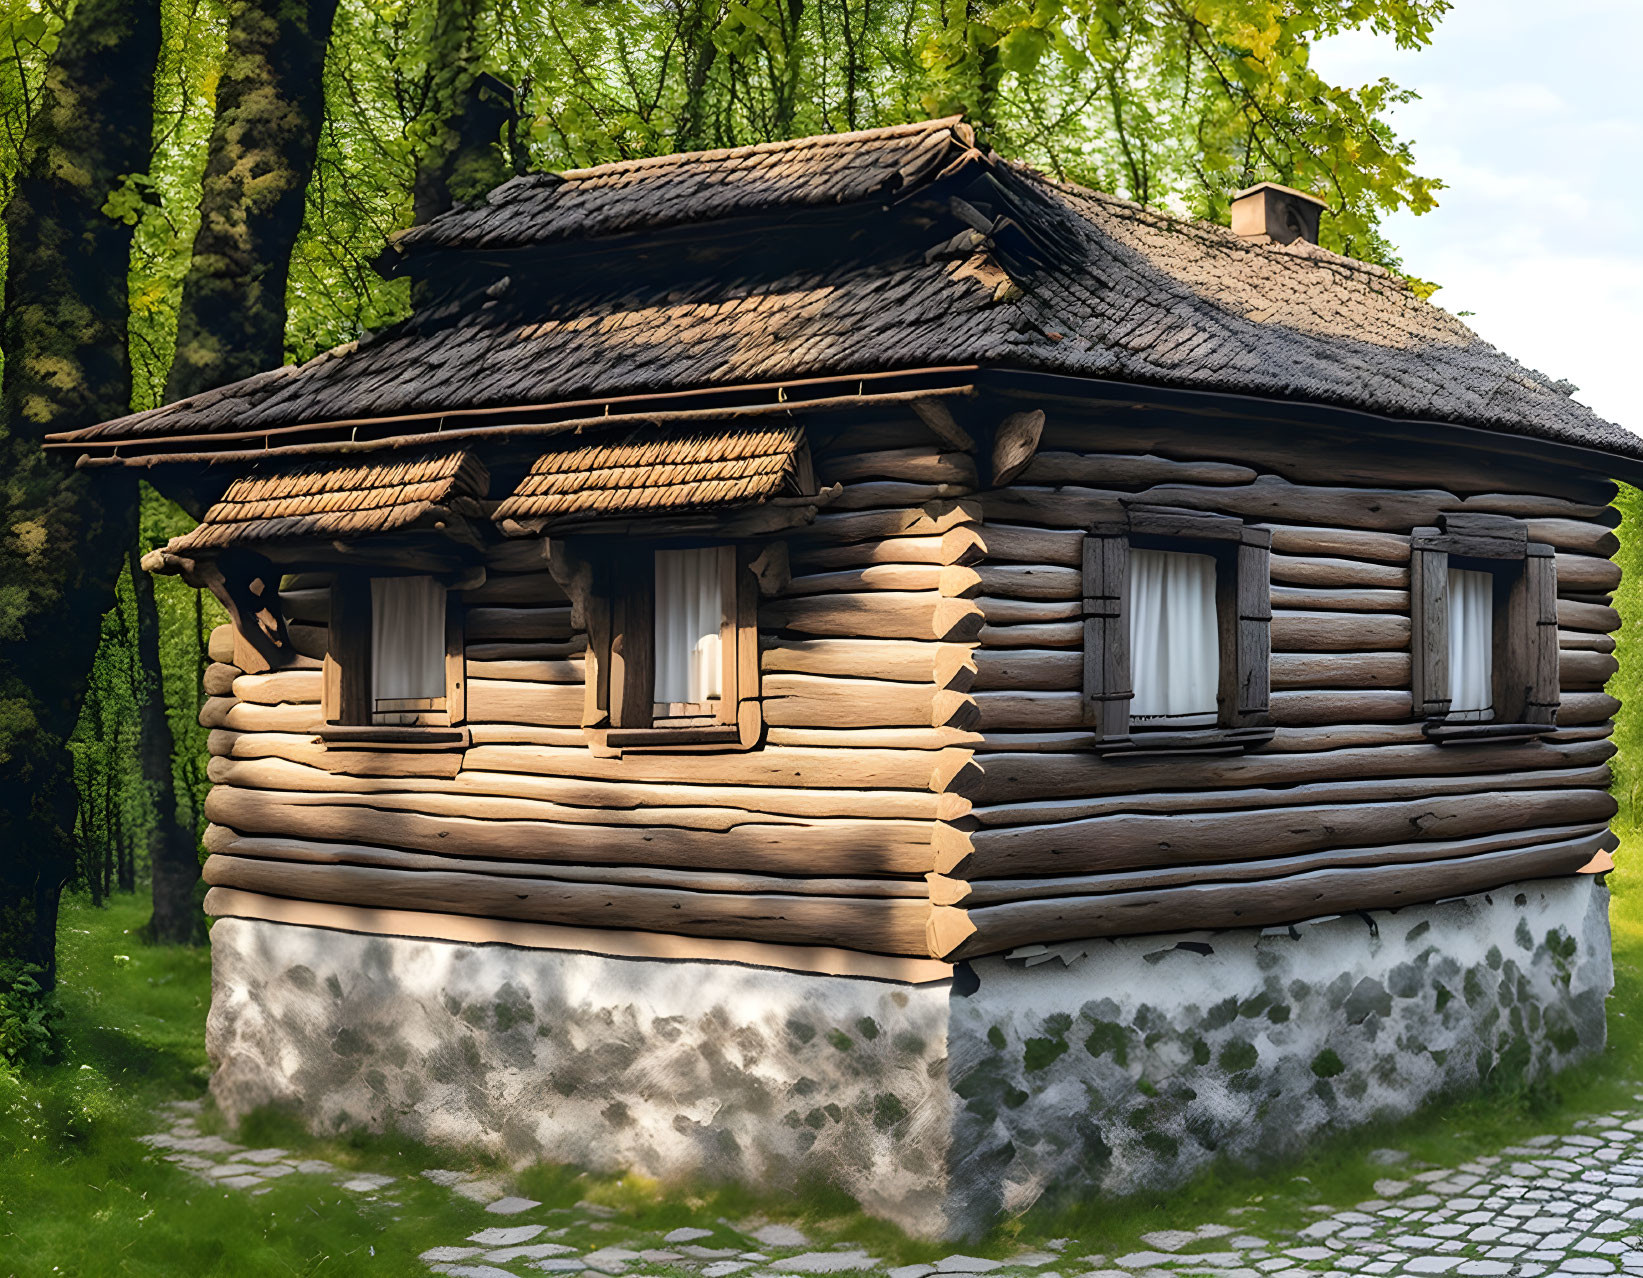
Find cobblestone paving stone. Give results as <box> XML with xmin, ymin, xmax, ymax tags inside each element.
<box><xmin>138</xmin><ymin>1100</ymin><xmax>1643</xmax><ymax>1277</ymax></box>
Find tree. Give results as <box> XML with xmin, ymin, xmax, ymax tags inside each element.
<box><xmin>0</xmin><ymin>0</ymin><xmax>162</xmax><ymax>987</ymax></box>
<box><xmin>166</xmin><ymin>0</ymin><xmax>342</xmax><ymax>401</ymax></box>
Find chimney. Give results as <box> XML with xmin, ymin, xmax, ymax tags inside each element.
<box><xmin>1230</xmin><ymin>182</ymin><xmax>1327</xmax><ymax>246</ymax></box>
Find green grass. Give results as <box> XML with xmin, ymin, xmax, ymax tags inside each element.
<box><xmin>7</xmin><ymin>867</ymin><xmax>1643</xmax><ymax>1275</ymax></box>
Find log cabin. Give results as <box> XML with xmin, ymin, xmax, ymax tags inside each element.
<box><xmin>49</xmin><ymin>117</ymin><xmax>1638</xmax><ymax>1236</ymax></box>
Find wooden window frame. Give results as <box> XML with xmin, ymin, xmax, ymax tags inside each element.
<box><xmin>318</xmin><ymin>568</ymin><xmax>468</xmax><ymax>750</ymax></box>
<box><xmin>1082</xmin><ymin>503</ymin><xmax>1273</xmax><ymax>756</ymax></box>
<box><xmin>568</xmin><ymin>538</ymin><xmax>762</xmax><ymax>754</ymax></box>
<box><xmin>1411</xmin><ymin>514</ymin><xmax>1558</xmax><ymax>743</ymax></box>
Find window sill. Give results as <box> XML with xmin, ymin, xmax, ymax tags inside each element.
<box><xmin>1093</xmin><ymin>725</ymin><xmax>1275</xmax><ymax>758</ymax></box>
<box><xmin>316</xmin><ymin>725</ymin><xmax>471</xmax><ymax>752</ymax></box>
<box><xmin>1422</xmin><ymin>721</ymin><xmax>1557</xmax><ymax>745</ymax></box>
<box><xmin>604</xmin><ymin>724</ymin><xmax>741</xmax><ymax>749</ymax></box>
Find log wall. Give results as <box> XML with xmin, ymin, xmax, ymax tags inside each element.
<box><xmin>197</xmin><ymin>401</ymin><xmax>1624</xmax><ymax>967</ymax></box>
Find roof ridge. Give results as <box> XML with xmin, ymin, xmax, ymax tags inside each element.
<box><xmin>546</xmin><ymin>116</ymin><xmax>966</xmax><ymax>186</ymax></box>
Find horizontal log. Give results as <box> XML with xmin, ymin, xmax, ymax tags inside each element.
<box><xmin>466</xmin><ymin>679</ymin><xmax>585</xmax><ymax>727</ymax></box>
<box><xmin>461</xmin><ymin>741</ymin><xmax>951</xmax><ymax>788</ymax></box>
<box><xmin>1560</xmin><ymin>648</ymin><xmax>1618</xmax><ymax>690</ymax></box>
<box><xmin>1557</xmin><ymin>599</ymin><xmax>1621</xmax><ymax>634</ymax></box>
<box><xmin>1555</xmin><ymin>552</ymin><xmax>1621</xmax><ymax>594</ymax></box>
<box><xmin>974</xmin><ymin>523</ymin><xmax>1082</xmax><ymax>568</ymax></box>
<box><xmin>807</xmin><ymin>502</ymin><xmax>978</xmax><ymax>545</ymax></box>
<box><xmin>1263</xmin><ymin>526</ymin><xmax>1409</xmax><ymax>563</ymax></box>
<box><xmin>951</xmin><ymin>737</ymin><xmax>1613</xmax><ymax>805</ymax></box>
<box><xmin>206</xmin><ymin>787</ymin><xmax>936</xmax><ymax>876</ymax></box>
<box><xmin>204</xmin><ymin>827</ymin><xmax>930</xmax><ymax>898</ymax></box>
<box><xmin>974</xmin><ymin>691</ymin><xmax>1081</xmax><ymax>732</ymax></box>
<box><xmin>935</xmin><ymin>831</ymin><xmax>1606</xmax><ymax>958</ymax></box>
<box><xmin>200</xmin><ymin>697</ymin><xmax>321</xmax><ymax>733</ymax></box>
<box><xmin>823</xmin><ymin>448</ymin><xmax>977</xmax><ymax>487</ymax></box>
<box><xmin>288</xmin><ymin>623</ymin><xmax>327</xmax><ymax>661</ymax></box>
<box><xmin>231</xmin><ymin>669</ymin><xmax>324</xmax><ymax>706</ymax></box>
<box><xmin>1271</xmin><ymin>652</ymin><xmax>1410</xmax><ymax>690</ymax></box>
<box><xmin>760</xmin><ymin>637</ymin><xmax>938</xmax><ymax>682</ymax></box>
<box><xmin>1015</xmin><ymin>451</ymin><xmax>1258</xmax><ymax>489</ymax></box>
<box><xmin>1525</xmin><ymin>518</ymin><xmax>1620</xmax><ymax>558</ymax></box>
<box><xmin>208</xmin><ymin>756</ymin><xmax>943</xmax><ymax>821</ymax></box>
<box><xmin>1269</xmin><ymin>555</ymin><xmax>1408</xmax><ymax>590</ymax></box>
<box><xmin>1559</xmin><ymin>631</ymin><xmax>1616</xmax><ymax>653</ymax></box>
<box><xmin>965</xmin><ymin>762</ymin><xmax>1614</xmax><ymax>831</ymax></box>
<box><xmin>764</xmin><ymin>728</ymin><xmax>980</xmax><ymax>751</ymax></box>
<box><xmin>1271</xmin><ymin>690</ymin><xmax>1415</xmax><ymax>724</ymax></box>
<box><xmin>466</xmin><ymin>606</ymin><xmax>574</xmax><ymax>642</ymax></box>
<box><xmin>937</xmin><ymin>820</ymin><xmax>1609</xmax><ymax>905</ymax></box>
<box><xmin>787</xmin><ymin>536</ymin><xmax>950</xmax><ymax>574</ymax></box>
<box><xmin>206</xmin><ymin>731</ymin><xmax>464</xmax><ymax>777</ymax></box>
<box><xmin>203</xmin><ymin>856</ymin><xmax>931</xmax><ymax>956</ymax></box>
<box><xmin>985</xmin><ymin>476</ymin><xmax>1460</xmax><ymax>533</ymax></box>
<box><xmin>465</xmin><ymin>638</ymin><xmax>587</xmax><ymax>662</ymax></box>
<box><xmin>460</xmin><ymin>572</ymin><xmax>567</xmax><ymax>606</ymax></box>
<box><xmin>764</xmin><ymin>591</ymin><xmax>936</xmax><ymax>640</ymax></box>
<box><xmin>1271</xmin><ymin>611</ymin><xmax>1409</xmax><ymax>653</ymax></box>
<box><xmin>972</xmin><ymin>648</ymin><xmax>1080</xmax><ymax>692</ymax></box>
<box><xmin>973</xmin><ymin>564</ymin><xmax>1080</xmax><ymax>601</ymax></box>
<box><xmin>1268</xmin><ymin>586</ymin><xmax>1410</xmax><ymax>614</ymax></box>
<box><xmin>204</xmin><ymin>662</ymin><xmax>239</xmax><ymax>697</ymax></box>
<box><xmin>281</xmin><ymin>586</ymin><xmax>328</xmax><ymax>624</ymax></box>
<box><xmin>937</xmin><ymin>787</ymin><xmax>1613</xmax><ymax>879</ymax></box>
<box><xmin>1036</xmin><ymin>415</ymin><xmax>1615</xmax><ymax>505</ymax></box>
<box><xmin>827</xmin><ymin>480</ymin><xmax>970</xmax><ymax>511</ymax></box>
<box><xmin>978</xmin><ymin>621</ymin><xmax>1083</xmax><ymax>649</ymax></box>
<box><xmin>466</xmin><ymin>658</ymin><xmax>585</xmax><ymax>684</ymax></box>
<box><xmin>485</xmin><ymin>538</ymin><xmax>553</xmax><ymax>574</ymax></box>
<box><xmin>761</xmin><ymin>673</ymin><xmax>932</xmax><ymax>728</ymax></box>
<box><xmin>784</xmin><ymin>564</ymin><xmax>944</xmax><ymax>595</ymax></box>
<box><xmin>978</xmin><ymin>596</ymin><xmax>1081</xmax><ymax>625</ymax></box>
<box><xmin>209</xmin><ymin>624</ymin><xmax>236</xmax><ymax>664</ymax></box>
<box><xmin>1559</xmin><ymin>693</ymin><xmax>1621</xmax><ymax>726</ymax></box>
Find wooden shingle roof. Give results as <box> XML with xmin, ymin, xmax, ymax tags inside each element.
<box><xmin>52</xmin><ymin>118</ymin><xmax>1639</xmax><ymax>467</ymax></box>
<box><xmin>167</xmin><ymin>451</ymin><xmax>487</xmax><ymax>552</ymax></box>
<box><xmin>495</xmin><ymin>425</ymin><xmax>806</xmax><ymax>521</ymax></box>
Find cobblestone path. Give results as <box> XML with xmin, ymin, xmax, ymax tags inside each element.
<box><xmin>140</xmin><ymin>1100</ymin><xmax>1643</xmax><ymax>1277</ymax></box>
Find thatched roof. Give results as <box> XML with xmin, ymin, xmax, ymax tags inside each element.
<box><xmin>167</xmin><ymin>451</ymin><xmax>488</xmax><ymax>552</ymax></box>
<box><xmin>494</xmin><ymin>424</ymin><xmax>806</xmax><ymax>521</ymax></box>
<box><xmin>52</xmin><ymin>117</ymin><xmax>1639</xmax><ymax>465</ymax></box>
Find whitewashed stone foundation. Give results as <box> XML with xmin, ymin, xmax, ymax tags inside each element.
<box><xmin>207</xmin><ymin>875</ymin><xmax>1612</xmax><ymax>1238</ymax></box>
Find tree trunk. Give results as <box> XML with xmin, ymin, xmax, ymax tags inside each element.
<box><xmin>164</xmin><ymin>0</ymin><xmax>341</xmax><ymax>402</ymax></box>
<box><xmin>132</xmin><ymin>546</ymin><xmax>204</xmax><ymax>941</ymax></box>
<box><xmin>412</xmin><ymin>0</ymin><xmax>526</xmax><ymax>238</ymax></box>
<box><xmin>0</xmin><ymin>0</ymin><xmax>161</xmax><ymax>987</ymax></box>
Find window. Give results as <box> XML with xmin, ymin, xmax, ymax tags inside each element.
<box><xmin>322</xmin><ymin>569</ymin><xmax>465</xmax><ymax>738</ymax></box>
<box><xmin>1411</xmin><ymin>514</ymin><xmax>1558</xmax><ymax>740</ymax></box>
<box><xmin>1128</xmin><ymin>548</ymin><xmax>1220</xmax><ymax>727</ymax></box>
<box><xmin>557</xmin><ymin>539</ymin><xmax>761</xmax><ymax>752</ymax></box>
<box><xmin>1083</xmin><ymin>503</ymin><xmax>1272</xmax><ymax>754</ymax></box>
<box><xmin>1446</xmin><ymin>566</ymin><xmax>1495</xmax><ymax>722</ymax></box>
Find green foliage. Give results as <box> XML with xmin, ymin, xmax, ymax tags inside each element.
<box><xmin>0</xmin><ymin>961</ymin><xmax>60</xmax><ymax>1066</ymax></box>
<box><xmin>1610</xmin><ymin>483</ymin><xmax>1643</xmax><ymax>834</ymax></box>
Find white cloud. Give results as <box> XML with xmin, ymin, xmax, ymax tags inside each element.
<box><xmin>1313</xmin><ymin>2</ymin><xmax>1643</xmax><ymax>435</ymax></box>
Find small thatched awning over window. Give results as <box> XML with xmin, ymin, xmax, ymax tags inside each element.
<box><xmin>166</xmin><ymin>450</ymin><xmax>489</xmax><ymax>555</ymax></box>
<box><xmin>495</xmin><ymin>424</ymin><xmax>811</xmax><ymax>523</ymax></box>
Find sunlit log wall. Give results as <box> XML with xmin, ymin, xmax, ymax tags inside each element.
<box><xmin>196</xmin><ymin>400</ymin><xmax>1623</xmax><ymax>965</ymax></box>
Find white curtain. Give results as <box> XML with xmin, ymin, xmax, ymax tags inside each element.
<box><xmin>655</xmin><ymin>547</ymin><xmax>723</xmax><ymax>706</ymax></box>
<box><xmin>371</xmin><ymin>575</ymin><xmax>446</xmax><ymax>702</ymax></box>
<box><xmin>1448</xmin><ymin>567</ymin><xmax>1494</xmax><ymax>720</ymax></box>
<box><xmin>1128</xmin><ymin>548</ymin><xmax>1219</xmax><ymax>725</ymax></box>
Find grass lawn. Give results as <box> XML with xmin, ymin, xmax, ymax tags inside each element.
<box><xmin>4</xmin><ymin>857</ymin><xmax>1643</xmax><ymax>1275</ymax></box>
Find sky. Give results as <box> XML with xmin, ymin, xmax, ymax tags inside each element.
<box><xmin>1311</xmin><ymin>0</ymin><xmax>1643</xmax><ymax>436</ymax></box>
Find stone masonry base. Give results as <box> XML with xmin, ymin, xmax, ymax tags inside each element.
<box><xmin>206</xmin><ymin>876</ymin><xmax>1612</xmax><ymax>1239</ymax></box>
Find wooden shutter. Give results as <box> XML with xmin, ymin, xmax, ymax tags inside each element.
<box><xmin>609</xmin><ymin>545</ymin><xmax>655</xmax><ymax>729</ymax></box>
<box><xmin>325</xmin><ymin>569</ymin><xmax>373</xmax><ymax>725</ymax></box>
<box><xmin>1230</xmin><ymin>532</ymin><xmax>1272</xmax><ymax>726</ymax></box>
<box><xmin>1410</xmin><ymin>541</ymin><xmax>1451</xmax><ymax>719</ymax></box>
<box><xmin>1520</xmin><ymin>546</ymin><xmax>1560</xmax><ymax>725</ymax></box>
<box><xmin>1081</xmin><ymin>532</ymin><xmax>1130</xmax><ymax>740</ymax></box>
